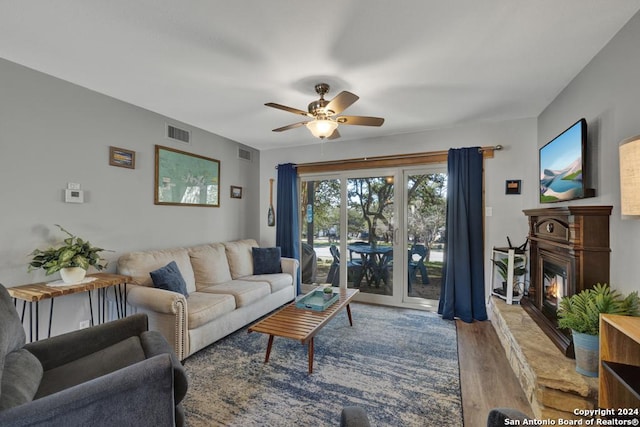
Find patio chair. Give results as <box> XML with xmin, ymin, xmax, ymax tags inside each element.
<box><xmin>327</xmin><ymin>245</ymin><xmax>340</xmax><ymax>285</ymax></box>
<box><xmin>408</xmin><ymin>244</ymin><xmax>430</xmax><ymax>286</ymax></box>
<box><xmin>378</xmin><ymin>250</ymin><xmax>393</xmax><ymax>286</ymax></box>
<box><xmin>327</xmin><ymin>245</ymin><xmax>363</xmax><ymax>287</ymax></box>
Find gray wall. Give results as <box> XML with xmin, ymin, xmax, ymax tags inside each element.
<box><xmin>538</xmin><ymin>11</ymin><xmax>640</xmax><ymax>296</ymax></box>
<box><xmin>0</xmin><ymin>58</ymin><xmax>259</xmax><ymax>335</ymax></box>
<box><xmin>259</xmin><ymin>118</ymin><xmax>539</xmax><ymax>299</ymax></box>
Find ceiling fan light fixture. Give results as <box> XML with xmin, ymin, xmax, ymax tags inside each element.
<box><xmin>305</xmin><ymin>119</ymin><xmax>338</xmax><ymax>139</ymax></box>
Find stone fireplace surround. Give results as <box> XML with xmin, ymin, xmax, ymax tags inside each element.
<box><xmin>489</xmin><ymin>297</ymin><xmax>598</xmax><ymax>420</ymax></box>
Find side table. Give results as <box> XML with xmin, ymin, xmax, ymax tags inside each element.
<box><xmin>7</xmin><ymin>273</ymin><xmax>131</xmax><ymax>342</ymax></box>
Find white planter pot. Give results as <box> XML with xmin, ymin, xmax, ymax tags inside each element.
<box><xmin>60</xmin><ymin>267</ymin><xmax>87</xmax><ymax>284</ymax></box>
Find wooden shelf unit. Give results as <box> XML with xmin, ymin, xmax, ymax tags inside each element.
<box><xmin>599</xmin><ymin>314</ymin><xmax>640</xmax><ymax>409</ymax></box>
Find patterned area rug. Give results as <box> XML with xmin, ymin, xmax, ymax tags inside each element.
<box><xmin>183</xmin><ymin>303</ymin><xmax>462</xmax><ymax>427</ymax></box>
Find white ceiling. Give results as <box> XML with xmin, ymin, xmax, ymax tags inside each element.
<box><xmin>1</xmin><ymin>1</ymin><xmax>639</xmax><ymax>151</ymax></box>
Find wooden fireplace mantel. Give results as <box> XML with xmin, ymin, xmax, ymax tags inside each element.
<box><xmin>523</xmin><ymin>205</ymin><xmax>612</xmax><ymax>358</ymax></box>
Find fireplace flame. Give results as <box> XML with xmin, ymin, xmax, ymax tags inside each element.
<box><xmin>547</xmin><ymin>280</ymin><xmax>558</xmax><ymax>299</ymax></box>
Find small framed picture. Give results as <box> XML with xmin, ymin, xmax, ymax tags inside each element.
<box><xmin>505</xmin><ymin>179</ymin><xmax>521</xmax><ymax>195</ymax></box>
<box><xmin>109</xmin><ymin>146</ymin><xmax>136</xmax><ymax>169</ymax></box>
<box><xmin>230</xmin><ymin>186</ymin><xmax>243</xmax><ymax>199</ymax></box>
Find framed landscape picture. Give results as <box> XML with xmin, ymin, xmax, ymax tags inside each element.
<box><xmin>109</xmin><ymin>146</ymin><xmax>135</xmax><ymax>169</ymax></box>
<box><xmin>154</xmin><ymin>145</ymin><xmax>220</xmax><ymax>207</ymax></box>
<box><xmin>230</xmin><ymin>186</ymin><xmax>243</xmax><ymax>199</ymax></box>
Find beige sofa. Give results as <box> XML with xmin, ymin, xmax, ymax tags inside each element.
<box><xmin>117</xmin><ymin>239</ymin><xmax>298</xmax><ymax>360</ymax></box>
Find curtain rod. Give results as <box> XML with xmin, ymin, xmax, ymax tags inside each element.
<box><xmin>479</xmin><ymin>144</ymin><xmax>503</xmax><ymax>153</ymax></box>
<box><xmin>286</xmin><ymin>145</ymin><xmax>503</xmax><ymax>170</ymax></box>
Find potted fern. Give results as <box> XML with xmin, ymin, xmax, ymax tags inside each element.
<box><xmin>28</xmin><ymin>225</ymin><xmax>110</xmax><ymax>284</ymax></box>
<box><xmin>557</xmin><ymin>283</ymin><xmax>639</xmax><ymax>377</ymax></box>
<box><xmin>491</xmin><ymin>257</ymin><xmax>526</xmax><ymax>296</ymax></box>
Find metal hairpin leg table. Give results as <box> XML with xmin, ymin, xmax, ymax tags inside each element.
<box><xmin>7</xmin><ymin>273</ymin><xmax>130</xmax><ymax>342</ymax></box>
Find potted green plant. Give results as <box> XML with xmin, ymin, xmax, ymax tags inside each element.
<box><xmin>28</xmin><ymin>225</ymin><xmax>110</xmax><ymax>284</ymax></box>
<box><xmin>323</xmin><ymin>285</ymin><xmax>334</xmax><ymax>301</ymax></box>
<box><xmin>491</xmin><ymin>257</ymin><xmax>526</xmax><ymax>296</ymax></box>
<box><xmin>557</xmin><ymin>283</ymin><xmax>639</xmax><ymax>377</ymax></box>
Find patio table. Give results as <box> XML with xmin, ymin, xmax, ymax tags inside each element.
<box><xmin>347</xmin><ymin>245</ymin><xmax>392</xmax><ymax>286</ymax></box>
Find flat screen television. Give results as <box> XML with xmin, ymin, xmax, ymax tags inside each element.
<box><xmin>539</xmin><ymin>118</ymin><xmax>588</xmax><ymax>203</ymax></box>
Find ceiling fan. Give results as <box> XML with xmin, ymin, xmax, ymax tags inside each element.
<box><xmin>265</xmin><ymin>83</ymin><xmax>384</xmax><ymax>140</ymax></box>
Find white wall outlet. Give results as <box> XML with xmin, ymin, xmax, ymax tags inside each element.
<box><xmin>79</xmin><ymin>320</ymin><xmax>91</xmax><ymax>329</ymax></box>
<box><xmin>485</xmin><ymin>207</ymin><xmax>493</xmax><ymax>217</ymax></box>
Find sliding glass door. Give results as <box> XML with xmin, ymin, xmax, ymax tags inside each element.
<box><xmin>299</xmin><ymin>165</ymin><xmax>446</xmax><ymax>310</ymax></box>
<box><xmin>299</xmin><ymin>178</ymin><xmax>341</xmax><ymax>286</ymax></box>
<box><xmin>346</xmin><ymin>174</ymin><xmax>396</xmax><ymax>298</ymax></box>
<box><xmin>404</xmin><ymin>169</ymin><xmax>447</xmax><ymax>305</ymax></box>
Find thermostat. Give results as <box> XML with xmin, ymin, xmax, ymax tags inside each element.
<box><xmin>65</xmin><ymin>189</ymin><xmax>84</xmax><ymax>203</ymax></box>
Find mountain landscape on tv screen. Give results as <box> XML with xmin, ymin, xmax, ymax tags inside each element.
<box><xmin>540</xmin><ymin>157</ymin><xmax>583</xmax><ymax>202</ymax></box>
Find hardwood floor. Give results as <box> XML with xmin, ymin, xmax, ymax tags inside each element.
<box><xmin>457</xmin><ymin>319</ymin><xmax>533</xmax><ymax>427</ymax></box>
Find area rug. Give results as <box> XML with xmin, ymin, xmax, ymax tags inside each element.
<box><xmin>182</xmin><ymin>303</ymin><xmax>462</xmax><ymax>427</ymax></box>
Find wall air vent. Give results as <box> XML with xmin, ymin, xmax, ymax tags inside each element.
<box><xmin>238</xmin><ymin>147</ymin><xmax>252</xmax><ymax>162</ymax></box>
<box><xmin>166</xmin><ymin>124</ymin><xmax>191</xmax><ymax>144</ymax></box>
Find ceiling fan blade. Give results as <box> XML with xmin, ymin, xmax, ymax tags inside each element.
<box><xmin>272</xmin><ymin>121</ymin><xmax>308</xmax><ymax>132</ymax></box>
<box><xmin>265</xmin><ymin>103</ymin><xmax>310</xmax><ymax>117</ymax></box>
<box><xmin>327</xmin><ymin>129</ymin><xmax>341</xmax><ymax>140</ymax></box>
<box><xmin>325</xmin><ymin>91</ymin><xmax>359</xmax><ymax>115</ymax></box>
<box><xmin>336</xmin><ymin>116</ymin><xmax>385</xmax><ymax>126</ymax></box>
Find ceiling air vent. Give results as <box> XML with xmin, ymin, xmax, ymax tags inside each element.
<box><xmin>166</xmin><ymin>124</ymin><xmax>190</xmax><ymax>144</ymax></box>
<box><xmin>238</xmin><ymin>147</ymin><xmax>252</xmax><ymax>162</ymax></box>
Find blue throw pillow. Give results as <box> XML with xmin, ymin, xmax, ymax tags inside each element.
<box><xmin>252</xmin><ymin>247</ymin><xmax>283</xmax><ymax>275</ymax></box>
<box><xmin>150</xmin><ymin>261</ymin><xmax>189</xmax><ymax>297</ymax></box>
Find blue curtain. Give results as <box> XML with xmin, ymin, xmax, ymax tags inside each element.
<box><xmin>275</xmin><ymin>163</ymin><xmax>301</xmax><ymax>294</ymax></box>
<box><xmin>438</xmin><ymin>147</ymin><xmax>487</xmax><ymax>322</ymax></box>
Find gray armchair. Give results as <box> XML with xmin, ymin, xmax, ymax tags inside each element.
<box><xmin>340</xmin><ymin>406</ymin><xmax>371</xmax><ymax>427</ymax></box>
<box><xmin>0</xmin><ymin>283</ymin><xmax>188</xmax><ymax>427</ymax></box>
<box><xmin>487</xmin><ymin>408</ymin><xmax>531</xmax><ymax>426</ymax></box>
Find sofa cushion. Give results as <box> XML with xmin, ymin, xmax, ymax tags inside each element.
<box><xmin>117</xmin><ymin>248</ymin><xmax>196</xmax><ymax>294</ymax></box>
<box><xmin>243</xmin><ymin>273</ymin><xmax>292</xmax><ymax>293</ymax></box>
<box><xmin>185</xmin><ymin>292</ymin><xmax>236</xmax><ymax>329</ymax></box>
<box><xmin>252</xmin><ymin>247</ymin><xmax>283</xmax><ymax>275</ymax></box>
<box><xmin>224</xmin><ymin>239</ymin><xmax>258</xmax><ymax>279</ymax></box>
<box><xmin>0</xmin><ymin>349</ymin><xmax>43</xmax><ymax>411</ymax></box>
<box><xmin>200</xmin><ymin>280</ymin><xmax>270</xmax><ymax>308</ymax></box>
<box><xmin>150</xmin><ymin>261</ymin><xmax>189</xmax><ymax>297</ymax></box>
<box><xmin>35</xmin><ymin>336</ymin><xmax>146</xmax><ymax>398</ymax></box>
<box><xmin>188</xmin><ymin>244</ymin><xmax>232</xmax><ymax>288</ymax></box>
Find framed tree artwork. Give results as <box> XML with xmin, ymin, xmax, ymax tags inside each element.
<box><xmin>154</xmin><ymin>145</ymin><xmax>221</xmax><ymax>207</ymax></box>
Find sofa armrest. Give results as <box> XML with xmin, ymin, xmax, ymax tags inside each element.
<box><xmin>24</xmin><ymin>313</ymin><xmax>149</xmax><ymax>371</ymax></box>
<box><xmin>0</xmin><ymin>354</ymin><xmax>175</xmax><ymax>427</ymax></box>
<box><xmin>281</xmin><ymin>257</ymin><xmax>299</xmax><ymax>286</ymax></box>
<box><xmin>127</xmin><ymin>285</ymin><xmax>188</xmax><ymax>361</ymax></box>
<box><xmin>127</xmin><ymin>285</ymin><xmax>187</xmax><ymax>314</ymax></box>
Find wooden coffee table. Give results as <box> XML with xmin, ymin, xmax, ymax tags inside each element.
<box><xmin>248</xmin><ymin>287</ymin><xmax>359</xmax><ymax>373</ymax></box>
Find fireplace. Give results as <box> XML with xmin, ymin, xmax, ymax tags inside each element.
<box><xmin>523</xmin><ymin>206</ymin><xmax>611</xmax><ymax>358</ymax></box>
